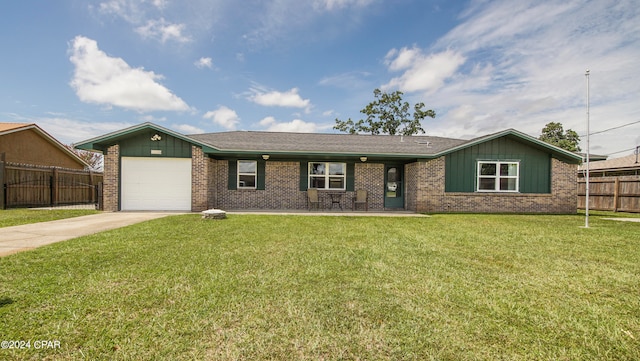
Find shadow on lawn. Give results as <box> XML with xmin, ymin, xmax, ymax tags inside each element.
<box><xmin>0</xmin><ymin>297</ymin><xmax>14</xmax><ymax>307</ymax></box>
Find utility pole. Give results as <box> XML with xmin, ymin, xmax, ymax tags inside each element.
<box><xmin>585</xmin><ymin>70</ymin><xmax>590</xmax><ymax>228</ymax></box>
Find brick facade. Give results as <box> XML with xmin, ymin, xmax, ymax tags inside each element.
<box><xmin>191</xmin><ymin>146</ymin><xmax>209</xmax><ymax>212</ymax></box>
<box><xmin>354</xmin><ymin>163</ymin><xmax>385</xmax><ymax>210</ymax></box>
<box><xmin>103</xmin><ymin>144</ymin><xmax>119</xmax><ymax>212</ymax></box>
<box><xmin>207</xmin><ymin>161</ymin><xmax>387</xmax><ymax>211</ymax></box>
<box><xmin>407</xmin><ymin>156</ymin><xmax>577</xmax><ymax>214</ymax></box>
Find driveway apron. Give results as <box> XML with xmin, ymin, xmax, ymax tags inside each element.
<box><xmin>0</xmin><ymin>212</ymin><xmax>177</xmax><ymax>257</ymax></box>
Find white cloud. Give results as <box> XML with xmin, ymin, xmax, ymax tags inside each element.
<box><xmin>173</xmin><ymin>123</ymin><xmax>204</xmax><ymax>134</ymax></box>
<box><xmin>248</xmin><ymin>87</ymin><xmax>311</xmax><ymax>111</ymax></box>
<box><xmin>203</xmin><ymin>106</ymin><xmax>240</xmax><ymax>130</ymax></box>
<box><xmin>68</xmin><ymin>36</ymin><xmax>190</xmax><ymax>112</ymax></box>
<box><xmin>258</xmin><ymin>116</ymin><xmax>328</xmax><ymax>133</ymax></box>
<box><xmin>242</xmin><ymin>0</ymin><xmax>377</xmax><ymax>48</ymax></box>
<box><xmin>139</xmin><ymin>114</ymin><xmax>167</xmax><ymax>122</ymax></box>
<box><xmin>195</xmin><ymin>57</ymin><xmax>213</xmax><ymax>69</ymax></box>
<box><xmin>319</xmin><ymin>71</ymin><xmax>371</xmax><ymax>89</ymax></box>
<box><xmin>313</xmin><ymin>0</ymin><xmax>376</xmax><ymax>11</ymax></box>
<box><xmin>399</xmin><ymin>0</ymin><xmax>640</xmax><ymax>156</ymax></box>
<box><xmin>135</xmin><ymin>18</ymin><xmax>191</xmax><ymax>43</ymax></box>
<box><xmin>97</xmin><ymin>1</ymin><xmax>193</xmax><ymax>44</ymax></box>
<box><xmin>382</xmin><ymin>48</ymin><xmax>465</xmax><ymax>94</ymax></box>
<box><xmin>98</xmin><ymin>0</ymin><xmax>140</xmax><ymax>23</ymax></box>
<box><xmin>97</xmin><ymin>0</ymin><xmax>165</xmax><ymax>24</ymax></box>
<box><xmin>16</xmin><ymin>115</ymin><xmax>134</xmax><ymax>145</ymax></box>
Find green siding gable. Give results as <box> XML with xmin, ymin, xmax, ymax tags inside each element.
<box><xmin>445</xmin><ymin>136</ymin><xmax>551</xmax><ymax>193</ymax></box>
<box><xmin>119</xmin><ymin>130</ymin><xmax>192</xmax><ymax>158</ymax></box>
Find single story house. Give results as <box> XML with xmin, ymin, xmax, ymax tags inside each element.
<box><xmin>0</xmin><ymin>122</ymin><xmax>88</xmax><ymax>170</ymax></box>
<box><xmin>75</xmin><ymin>122</ymin><xmax>582</xmax><ymax>213</ymax></box>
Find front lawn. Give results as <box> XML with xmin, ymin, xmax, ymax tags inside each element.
<box><xmin>0</xmin><ymin>214</ymin><xmax>638</xmax><ymax>360</ymax></box>
<box><xmin>0</xmin><ymin>209</ymin><xmax>100</xmax><ymax>228</ymax></box>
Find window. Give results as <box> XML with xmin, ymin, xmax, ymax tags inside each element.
<box><xmin>238</xmin><ymin>160</ymin><xmax>257</xmax><ymax>189</ymax></box>
<box><xmin>309</xmin><ymin>162</ymin><xmax>346</xmax><ymax>190</ymax></box>
<box><xmin>477</xmin><ymin>161</ymin><xmax>519</xmax><ymax>192</ymax></box>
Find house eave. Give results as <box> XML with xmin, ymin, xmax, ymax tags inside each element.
<box><xmin>2</xmin><ymin>123</ymin><xmax>89</xmax><ymax>168</ymax></box>
<box><xmin>434</xmin><ymin>128</ymin><xmax>583</xmax><ymax>163</ymax></box>
<box><xmin>74</xmin><ymin>122</ymin><xmax>220</xmax><ymax>153</ymax></box>
<box><xmin>204</xmin><ymin>148</ymin><xmax>437</xmax><ymax>163</ymax></box>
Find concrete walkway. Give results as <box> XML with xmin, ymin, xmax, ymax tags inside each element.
<box><xmin>0</xmin><ymin>210</ymin><xmax>427</xmax><ymax>257</ymax></box>
<box><xmin>602</xmin><ymin>217</ymin><xmax>640</xmax><ymax>223</ymax></box>
<box><xmin>0</xmin><ymin>212</ymin><xmax>177</xmax><ymax>257</ymax></box>
<box><xmin>226</xmin><ymin>210</ymin><xmax>429</xmax><ymax>217</ymax></box>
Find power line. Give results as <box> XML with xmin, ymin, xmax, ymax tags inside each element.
<box><xmin>578</xmin><ymin>119</ymin><xmax>640</xmax><ymax>137</ymax></box>
<box><xmin>605</xmin><ymin>147</ymin><xmax>637</xmax><ymax>156</ymax></box>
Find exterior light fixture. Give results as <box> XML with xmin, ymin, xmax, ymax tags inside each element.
<box><xmin>360</xmin><ymin>156</ymin><xmax>367</xmax><ymax>162</ymax></box>
<box><xmin>262</xmin><ymin>154</ymin><xmax>270</xmax><ymax>160</ymax></box>
<box><xmin>151</xmin><ymin>134</ymin><xmax>162</xmax><ymax>141</ymax></box>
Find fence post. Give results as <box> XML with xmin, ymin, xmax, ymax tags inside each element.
<box><xmin>0</xmin><ymin>153</ymin><xmax>5</xmax><ymax>210</ymax></box>
<box><xmin>51</xmin><ymin>167</ymin><xmax>58</xmax><ymax>206</ymax></box>
<box><xmin>613</xmin><ymin>177</ymin><xmax>620</xmax><ymax>212</ymax></box>
<box><xmin>89</xmin><ymin>170</ymin><xmax>95</xmax><ymax>204</ymax></box>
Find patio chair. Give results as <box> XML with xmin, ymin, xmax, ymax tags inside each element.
<box><xmin>307</xmin><ymin>188</ymin><xmax>321</xmax><ymax>210</ymax></box>
<box><xmin>352</xmin><ymin>189</ymin><xmax>368</xmax><ymax>211</ymax></box>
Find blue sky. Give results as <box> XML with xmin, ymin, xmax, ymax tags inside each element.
<box><xmin>2</xmin><ymin>0</ymin><xmax>639</xmax><ymax>156</ymax></box>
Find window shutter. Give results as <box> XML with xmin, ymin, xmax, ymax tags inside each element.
<box><xmin>257</xmin><ymin>160</ymin><xmax>266</xmax><ymax>190</ymax></box>
<box><xmin>227</xmin><ymin>160</ymin><xmax>237</xmax><ymax>190</ymax></box>
<box><xmin>299</xmin><ymin>162</ymin><xmax>308</xmax><ymax>190</ymax></box>
<box><xmin>346</xmin><ymin>162</ymin><xmax>355</xmax><ymax>191</ymax></box>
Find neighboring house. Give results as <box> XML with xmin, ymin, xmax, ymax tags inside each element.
<box><xmin>578</xmin><ymin>153</ymin><xmax>640</xmax><ymax>177</ymax></box>
<box><xmin>0</xmin><ymin>122</ymin><xmax>88</xmax><ymax>170</ymax></box>
<box><xmin>75</xmin><ymin>122</ymin><xmax>582</xmax><ymax>213</ymax></box>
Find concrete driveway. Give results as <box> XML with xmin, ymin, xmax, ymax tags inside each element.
<box><xmin>0</xmin><ymin>212</ymin><xmax>178</xmax><ymax>257</ymax></box>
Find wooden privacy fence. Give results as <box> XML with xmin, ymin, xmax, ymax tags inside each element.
<box><xmin>0</xmin><ymin>161</ymin><xmax>103</xmax><ymax>209</ymax></box>
<box><xmin>578</xmin><ymin>175</ymin><xmax>640</xmax><ymax>213</ymax></box>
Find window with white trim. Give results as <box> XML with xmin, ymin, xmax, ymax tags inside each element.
<box><xmin>309</xmin><ymin>162</ymin><xmax>346</xmax><ymax>190</ymax></box>
<box><xmin>238</xmin><ymin>160</ymin><xmax>257</xmax><ymax>189</ymax></box>
<box><xmin>477</xmin><ymin>161</ymin><xmax>519</xmax><ymax>192</ymax></box>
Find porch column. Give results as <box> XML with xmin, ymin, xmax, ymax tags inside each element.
<box><xmin>103</xmin><ymin>144</ymin><xmax>120</xmax><ymax>212</ymax></box>
<box><xmin>191</xmin><ymin>146</ymin><xmax>209</xmax><ymax>211</ymax></box>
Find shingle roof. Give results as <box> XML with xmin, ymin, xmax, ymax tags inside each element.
<box><xmin>189</xmin><ymin>131</ymin><xmax>468</xmax><ymax>156</ymax></box>
<box><xmin>75</xmin><ymin>122</ymin><xmax>583</xmax><ymax>163</ymax></box>
<box><xmin>579</xmin><ymin>153</ymin><xmax>640</xmax><ymax>171</ymax></box>
<box><xmin>0</xmin><ymin>122</ymin><xmax>32</xmax><ymax>133</ymax></box>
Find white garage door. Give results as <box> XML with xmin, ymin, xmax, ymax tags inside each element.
<box><xmin>121</xmin><ymin>157</ymin><xmax>192</xmax><ymax>211</ymax></box>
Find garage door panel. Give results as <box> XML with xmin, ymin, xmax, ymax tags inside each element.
<box><xmin>121</xmin><ymin>157</ymin><xmax>191</xmax><ymax>211</ymax></box>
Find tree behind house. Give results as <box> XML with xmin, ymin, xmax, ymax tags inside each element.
<box><xmin>334</xmin><ymin>88</ymin><xmax>436</xmax><ymax>136</ymax></box>
<box><xmin>539</xmin><ymin>122</ymin><xmax>581</xmax><ymax>152</ymax></box>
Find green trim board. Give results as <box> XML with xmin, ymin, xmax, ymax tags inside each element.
<box><xmin>436</xmin><ymin>129</ymin><xmax>582</xmax><ymax>164</ymax></box>
<box><xmin>227</xmin><ymin>160</ymin><xmax>266</xmax><ymax>190</ymax></box>
<box><xmin>119</xmin><ymin>130</ymin><xmax>192</xmax><ymax>158</ymax></box>
<box><xmin>299</xmin><ymin>161</ymin><xmax>355</xmax><ymax>191</ymax></box>
<box><xmin>74</xmin><ymin>122</ymin><xmax>218</xmax><ymax>153</ymax></box>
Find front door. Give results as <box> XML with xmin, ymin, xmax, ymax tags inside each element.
<box><xmin>384</xmin><ymin>164</ymin><xmax>404</xmax><ymax>209</ymax></box>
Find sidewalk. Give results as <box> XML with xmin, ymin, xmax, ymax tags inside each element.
<box><xmin>0</xmin><ymin>212</ymin><xmax>177</xmax><ymax>257</ymax></box>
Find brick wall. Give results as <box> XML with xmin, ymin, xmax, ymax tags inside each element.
<box><xmin>191</xmin><ymin>146</ymin><xmax>209</xmax><ymax>211</ymax></box>
<box><xmin>214</xmin><ymin>161</ymin><xmax>305</xmax><ymax>209</ymax></box>
<box><xmin>103</xmin><ymin>144</ymin><xmax>119</xmax><ymax>212</ymax></box>
<box><xmin>354</xmin><ymin>163</ymin><xmax>384</xmax><ymax>210</ymax></box>
<box><xmin>208</xmin><ymin>158</ymin><xmax>217</xmax><ymax>209</ymax></box>
<box><xmin>211</xmin><ymin>161</ymin><xmax>386</xmax><ymax>210</ymax></box>
<box><xmin>412</xmin><ymin>156</ymin><xmax>578</xmax><ymax>214</ymax></box>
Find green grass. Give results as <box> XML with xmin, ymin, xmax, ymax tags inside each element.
<box><xmin>0</xmin><ymin>209</ymin><xmax>100</xmax><ymax>228</ymax></box>
<box><xmin>0</xmin><ymin>214</ymin><xmax>639</xmax><ymax>360</ymax></box>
